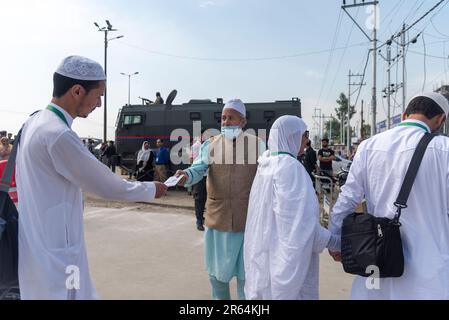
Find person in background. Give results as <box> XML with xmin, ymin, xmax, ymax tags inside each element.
<box><xmin>87</xmin><ymin>139</ymin><xmax>95</xmax><ymax>154</ymax></box>
<box><xmin>0</xmin><ymin>137</ymin><xmax>13</xmax><ymax>160</ymax></box>
<box><xmin>318</xmin><ymin>138</ymin><xmax>335</xmax><ymax>177</ymax></box>
<box><xmin>302</xmin><ymin>138</ymin><xmax>319</xmax><ymax>187</ymax></box>
<box><xmin>136</xmin><ymin>141</ymin><xmax>154</xmax><ymax>182</ymax></box>
<box><xmin>153</xmin><ymin>92</ymin><xmax>164</xmax><ymax>105</ymax></box>
<box><xmin>102</xmin><ymin>141</ymin><xmax>117</xmax><ymax>173</ymax></box>
<box><xmin>154</xmin><ymin>139</ymin><xmax>170</xmax><ymax>182</ymax></box>
<box><xmin>190</xmin><ymin>132</ymin><xmax>208</xmax><ymax>231</ymax></box>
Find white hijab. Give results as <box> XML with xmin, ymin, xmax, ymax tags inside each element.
<box><xmin>137</xmin><ymin>141</ymin><xmax>152</xmax><ymax>163</ymax></box>
<box><xmin>268</xmin><ymin>116</ymin><xmax>307</xmax><ymax>157</ymax></box>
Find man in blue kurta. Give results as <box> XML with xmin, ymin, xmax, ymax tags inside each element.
<box><xmin>176</xmin><ymin>99</ymin><xmax>265</xmax><ymax>300</ymax></box>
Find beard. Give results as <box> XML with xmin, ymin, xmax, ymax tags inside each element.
<box><xmin>77</xmin><ymin>102</ymin><xmax>96</xmax><ymax>118</ymax></box>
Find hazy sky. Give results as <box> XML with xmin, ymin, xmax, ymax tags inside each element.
<box><xmin>1</xmin><ymin>0</ymin><xmax>448</xmax><ymax>140</ymax></box>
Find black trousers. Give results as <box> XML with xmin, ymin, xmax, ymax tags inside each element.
<box><xmin>107</xmin><ymin>156</ymin><xmax>116</xmax><ymax>173</ymax></box>
<box><xmin>192</xmin><ymin>176</ymin><xmax>207</xmax><ymax>227</ymax></box>
<box><xmin>135</xmin><ymin>161</ymin><xmax>154</xmax><ymax>182</ymax></box>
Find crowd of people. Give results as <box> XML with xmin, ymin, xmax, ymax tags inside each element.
<box><xmin>3</xmin><ymin>54</ymin><xmax>449</xmax><ymax>301</ymax></box>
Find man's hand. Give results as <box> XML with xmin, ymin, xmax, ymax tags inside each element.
<box><xmin>175</xmin><ymin>170</ymin><xmax>189</xmax><ymax>187</ymax></box>
<box><xmin>154</xmin><ymin>181</ymin><xmax>168</xmax><ymax>198</ymax></box>
<box><xmin>329</xmin><ymin>250</ymin><xmax>342</xmax><ymax>262</ymax></box>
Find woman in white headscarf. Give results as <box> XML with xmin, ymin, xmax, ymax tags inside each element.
<box><xmin>244</xmin><ymin>115</ymin><xmax>339</xmax><ymax>300</ymax></box>
<box><xmin>136</xmin><ymin>141</ymin><xmax>154</xmax><ymax>181</ymax></box>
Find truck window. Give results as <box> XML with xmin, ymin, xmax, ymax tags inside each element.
<box><xmin>123</xmin><ymin>115</ymin><xmax>143</xmax><ymax>125</ymax></box>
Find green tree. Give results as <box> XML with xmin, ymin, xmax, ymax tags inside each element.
<box><xmin>362</xmin><ymin>124</ymin><xmax>371</xmax><ymax>139</ymax></box>
<box><xmin>324</xmin><ymin>118</ymin><xmax>341</xmax><ymax>143</ymax></box>
<box><xmin>334</xmin><ymin>93</ymin><xmax>356</xmax><ymax>144</ymax></box>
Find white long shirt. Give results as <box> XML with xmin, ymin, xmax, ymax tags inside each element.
<box><xmin>16</xmin><ymin>103</ymin><xmax>156</xmax><ymax>300</ymax></box>
<box><xmin>244</xmin><ymin>151</ymin><xmax>331</xmax><ymax>300</ymax></box>
<box><xmin>329</xmin><ymin>119</ymin><xmax>449</xmax><ymax>299</ymax></box>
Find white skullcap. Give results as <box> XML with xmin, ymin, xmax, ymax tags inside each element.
<box><xmin>55</xmin><ymin>55</ymin><xmax>106</xmax><ymax>81</ymax></box>
<box><xmin>409</xmin><ymin>92</ymin><xmax>449</xmax><ymax>116</ymax></box>
<box><xmin>223</xmin><ymin>99</ymin><xmax>246</xmax><ymax>118</ymax></box>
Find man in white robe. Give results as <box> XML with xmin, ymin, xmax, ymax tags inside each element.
<box><xmin>329</xmin><ymin>92</ymin><xmax>449</xmax><ymax>299</ymax></box>
<box><xmin>16</xmin><ymin>56</ymin><xmax>167</xmax><ymax>300</ymax></box>
<box><xmin>244</xmin><ymin>116</ymin><xmax>339</xmax><ymax>300</ymax></box>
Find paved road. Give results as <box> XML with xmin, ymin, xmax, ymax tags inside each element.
<box><xmin>84</xmin><ymin>205</ymin><xmax>354</xmax><ymax>300</ymax></box>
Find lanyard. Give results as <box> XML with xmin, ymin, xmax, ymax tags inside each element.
<box><xmin>47</xmin><ymin>105</ymin><xmax>69</xmax><ymax>127</ymax></box>
<box><xmin>397</xmin><ymin>122</ymin><xmax>429</xmax><ymax>133</ymax></box>
<box><xmin>271</xmin><ymin>151</ymin><xmax>297</xmax><ymax>159</ymax></box>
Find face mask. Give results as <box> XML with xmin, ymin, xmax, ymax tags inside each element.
<box><xmin>221</xmin><ymin>126</ymin><xmax>242</xmax><ymax>140</ymax></box>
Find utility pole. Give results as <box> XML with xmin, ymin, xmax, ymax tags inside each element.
<box><xmin>381</xmin><ymin>44</ymin><xmax>392</xmax><ymax>129</ymax></box>
<box><xmin>340</xmin><ymin>114</ymin><xmax>343</xmax><ymax>145</ymax></box>
<box><xmin>94</xmin><ymin>20</ymin><xmax>124</xmax><ymax>142</ymax></box>
<box><xmin>320</xmin><ymin>114</ymin><xmax>324</xmax><ymax>139</ymax></box>
<box><xmin>380</xmin><ymin>40</ymin><xmax>401</xmax><ymax>129</ymax></box>
<box><xmin>120</xmin><ymin>72</ymin><xmax>139</xmax><ymax>106</ymax></box>
<box><xmin>361</xmin><ymin>100</ymin><xmax>364</xmax><ymax>140</ymax></box>
<box><xmin>313</xmin><ymin>108</ymin><xmax>322</xmax><ymax>142</ymax></box>
<box><xmin>401</xmin><ymin>24</ymin><xmax>407</xmax><ymax>113</ymax></box>
<box><xmin>393</xmin><ymin>24</ymin><xmax>420</xmax><ymax>112</ymax></box>
<box><xmin>348</xmin><ymin>70</ymin><xmax>366</xmax><ymax>155</ymax></box>
<box><xmin>321</xmin><ymin>114</ymin><xmax>335</xmax><ymax>142</ymax></box>
<box><xmin>387</xmin><ymin>45</ymin><xmax>391</xmax><ymax>129</ymax></box>
<box><xmin>372</xmin><ymin>4</ymin><xmax>377</xmax><ymax>137</ymax></box>
<box><xmin>342</xmin><ymin>0</ymin><xmax>379</xmax><ymax>137</ymax></box>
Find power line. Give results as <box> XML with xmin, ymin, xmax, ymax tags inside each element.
<box><xmin>422</xmin><ymin>34</ymin><xmax>427</xmax><ymax>91</ymax></box>
<box><xmin>410</xmin><ymin>69</ymin><xmax>447</xmax><ymax>97</ymax></box>
<box><xmin>378</xmin><ymin>0</ymin><xmax>448</xmax><ymax>52</ymax></box>
<box><xmin>314</xmin><ymin>10</ymin><xmax>344</xmax><ymax>111</ymax></box>
<box><xmin>380</xmin><ymin>0</ymin><xmax>406</xmax><ymax>36</ymax></box>
<box><xmin>353</xmin><ymin>50</ymin><xmax>371</xmax><ymax>110</ymax></box>
<box><xmin>407</xmin><ymin>49</ymin><xmax>449</xmax><ymax>59</ymax></box>
<box><xmin>322</xmin><ymin>8</ymin><xmax>360</xmax><ymax>110</ymax></box>
<box><xmin>403</xmin><ymin>0</ymin><xmax>426</xmax><ymax>26</ymax></box>
<box><xmin>116</xmin><ymin>39</ymin><xmax>369</xmax><ymax>62</ymax></box>
<box><xmin>430</xmin><ymin>17</ymin><xmax>449</xmax><ymax>39</ymax></box>
<box><xmin>400</xmin><ymin>0</ymin><xmax>448</xmax><ymax>39</ymax></box>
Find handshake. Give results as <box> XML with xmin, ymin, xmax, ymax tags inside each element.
<box><xmin>152</xmin><ymin>170</ymin><xmax>189</xmax><ymax>198</ymax></box>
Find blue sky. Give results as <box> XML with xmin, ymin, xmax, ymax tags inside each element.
<box><xmin>1</xmin><ymin>0</ymin><xmax>448</xmax><ymax>140</ymax></box>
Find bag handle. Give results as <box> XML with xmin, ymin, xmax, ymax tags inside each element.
<box><xmin>0</xmin><ymin>129</ymin><xmax>22</xmax><ymax>193</ymax></box>
<box><xmin>394</xmin><ymin>133</ymin><xmax>435</xmax><ymax>220</ymax></box>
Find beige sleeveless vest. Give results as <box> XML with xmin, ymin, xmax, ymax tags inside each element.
<box><xmin>205</xmin><ymin>132</ymin><xmax>260</xmax><ymax>232</ymax></box>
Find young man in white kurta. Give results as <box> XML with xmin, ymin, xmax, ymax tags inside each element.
<box><xmin>16</xmin><ymin>56</ymin><xmax>166</xmax><ymax>300</ymax></box>
<box><xmin>329</xmin><ymin>92</ymin><xmax>449</xmax><ymax>299</ymax></box>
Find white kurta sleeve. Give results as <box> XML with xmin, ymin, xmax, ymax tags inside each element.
<box><xmin>329</xmin><ymin>144</ymin><xmax>367</xmax><ymax>239</ymax></box>
<box><xmin>270</xmin><ymin>162</ymin><xmax>329</xmax><ymax>299</ymax></box>
<box><xmin>48</xmin><ymin>131</ymin><xmax>156</xmax><ymax>202</ymax></box>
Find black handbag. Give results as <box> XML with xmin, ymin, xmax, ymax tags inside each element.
<box><xmin>0</xmin><ymin>129</ymin><xmax>22</xmax><ymax>299</ymax></box>
<box><xmin>341</xmin><ymin>133</ymin><xmax>435</xmax><ymax>278</ymax></box>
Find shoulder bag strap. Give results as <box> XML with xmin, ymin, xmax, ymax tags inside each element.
<box><xmin>394</xmin><ymin>133</ymin><xmax>435</xmax><ymax>220</ymax></box>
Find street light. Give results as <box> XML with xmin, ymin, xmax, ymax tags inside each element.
<box><xmin>120</xmin><ymin>72</ymin><xmax>139</xmax><ymax>106</ymax></box>
<box><xmin>94</xmin><ymin>20</ymin><xmax>124</xmax><ymax>142</ymax></box>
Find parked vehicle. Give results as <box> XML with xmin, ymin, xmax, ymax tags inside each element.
<box><xmin>332</xmin><ymin>155</ymin><xmax>352</xmax><ymax>174</ymax></box>
<box><xmin>115</xmin><ymin>93</ymin><xmax>302</xmax><ymax>173</ymax></box>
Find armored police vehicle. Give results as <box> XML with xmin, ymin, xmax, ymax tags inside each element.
<box><xmin>115</xmin><ymin>91</ymin><xmax>301</xmax><ymax>173</ymax></box>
